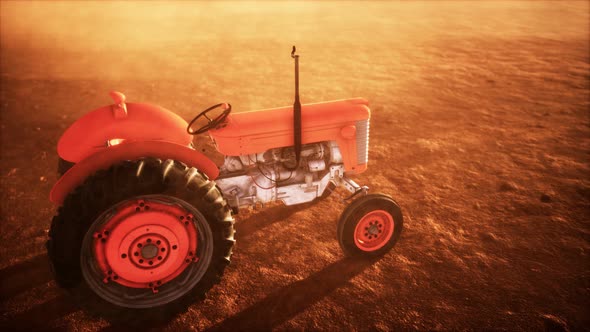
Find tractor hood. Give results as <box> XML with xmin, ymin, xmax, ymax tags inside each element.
<box><xmin>209</xmin><ymin>98</ymin><xmax>370</xmax><ymax>159</ymax></box>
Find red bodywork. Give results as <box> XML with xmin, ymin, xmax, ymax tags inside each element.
<box><xmin>52</xmin><ymin>92</ymin><xmax>371</xmax><ymax>205</ymax></box>
<box><xmin>209</xmin><ymin>98</ymin><xmax>370</xmax><ymax>173</ymax></box>
<box><xmin>57</xmin><ymin>98</ymin><xmax>192</xmax><ymax>163</ymax></box>
<box><xmin>51</xmin><ymin>92</ymin><xmax>219</xmax><ymax>205</ymax></box>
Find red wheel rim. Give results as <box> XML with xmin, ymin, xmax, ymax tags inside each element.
<box><xmin>353</xmin><ymin>210</ymin><xmax>394</xmax><ymax>252</ymax></box>
<box><xmin>92</xmin><ymin>198</ymin><xmax>199</xmax><ymax>291</ymax></box>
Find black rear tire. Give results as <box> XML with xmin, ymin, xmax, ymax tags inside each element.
<box><xmin>337</xmin><ymin>194</ymin><xmax>403</xmax><ymax>257</ymax></box>
<box><xmin>46</xmin><ymin>158</ymin><xmax>235</xmax><ymax>325</ymax></box>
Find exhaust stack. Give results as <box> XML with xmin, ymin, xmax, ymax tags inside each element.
<box><xmin>291</xmin><ymin>46</ymin><xmax>302</xmax><ymax>168</ymax></box>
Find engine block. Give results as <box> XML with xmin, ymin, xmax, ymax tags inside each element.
<box><xmin>216</xmin><ymin>141</ymin><xmax>345</xmax><ymax>209</ymax></box>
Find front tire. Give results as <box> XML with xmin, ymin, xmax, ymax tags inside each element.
<box><xmin>337</xmin><ymin>194</ymin><xmax>403</xmax><ymax>256</ymax></box>
<box><xmin>47</xmin><ymin>158</ymin><xmax>235</xmax><ymax>324</ymax></box>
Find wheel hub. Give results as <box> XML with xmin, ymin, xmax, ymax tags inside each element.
<box><xmin>368</xmin><ymin>224</ymin><xmax>379</xmax><ymax>235</ymax></box>
<box><xmin>92</xmin><ymin>198</ymin><xmax>199</xmax><ymax>292</ymax></box>
<box><xmin>141</xmin><ymin>244</ymin><xmax>159</xmax><ymax>259</ymax></box>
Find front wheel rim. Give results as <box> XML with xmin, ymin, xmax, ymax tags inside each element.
<box><xmin>81</xmin><ymin>195</ymin><xmax>213</xmax><ymax>309</ymax></box>
<box><xmin>353</xmin><ymin>209</ymin><xmax>395</xmax><ymax>252</ymax></box>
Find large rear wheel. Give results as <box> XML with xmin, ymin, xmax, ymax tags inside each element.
<box><xmin>47</xmin><ymin>158</ymin><xmax>235</xmax><ymax>324</ymax></box>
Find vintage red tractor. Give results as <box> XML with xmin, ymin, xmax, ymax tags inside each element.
<box><xmin>46</xmin><ymin>47</ymin><xmax>403</xmax><ymax>321</ymax></box>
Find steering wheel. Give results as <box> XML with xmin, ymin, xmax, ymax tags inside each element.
<box><xmin>187</xmin><ymin>103</ymin><xmax>232</xmax><ymax>135</ymax></box>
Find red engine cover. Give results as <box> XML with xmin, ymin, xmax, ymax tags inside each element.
<box><xmin>209</xmin><ymin>98</ymin><xmax>370</xmax><ymax>173</ymax></box>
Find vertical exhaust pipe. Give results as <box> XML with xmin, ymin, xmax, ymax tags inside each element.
<box><xmin>291</xmin><ymin>46</ymin><xmax>302</xmax><ymax>168</ymax></box>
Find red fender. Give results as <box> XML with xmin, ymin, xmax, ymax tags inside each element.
<box><xmin>50</xmin><ymin>140</ymin><xmax>219</xmax><ymax>205</ymax></box>
<box><xmin>58</xmin><ymin>92</ymin><xmax>192</xmax><ymax>162</ymax></box>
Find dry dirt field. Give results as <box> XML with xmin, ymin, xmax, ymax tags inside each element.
<box><xmin>1</xmin><ymin>1</ymin><xmax>589</xmax><ymax>331</ymax></box>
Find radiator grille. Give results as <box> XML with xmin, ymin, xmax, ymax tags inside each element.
<box><xmin>356</xmin><ymin>119</ymin><xmax>369</xmax><ymax>164</ymax></box>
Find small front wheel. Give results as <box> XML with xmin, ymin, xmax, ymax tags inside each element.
<box><xmin>337</xmin><ymin>194</ymin><xmax>403</xmax><ymax>256</ymax></box>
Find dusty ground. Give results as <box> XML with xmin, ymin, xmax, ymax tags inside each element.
<box><xmin>1</xmin><ymin>1</ymin><xmax>589</xmax><ymax>331</ymax></box>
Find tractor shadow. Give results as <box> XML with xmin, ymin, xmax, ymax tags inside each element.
<box><xmin>0</xmin><ymin>254</ymin><xmax>79</xmax><ymax>331</ymax></box>
<box><xmin>236</xmin><ymin>194</ymin><xmax>339</xmax><ymax>244</ymax></box>
<box><xmin>206</xmin><ymin>255</ymin><xmax>378</xmax><ymax>331</ymax></box>
<box><xmin>0</xmin><ymin>254</ymin><xmax>53</xmax><ymax>299</ymax></box>
<box><xmin>236</xmin><ymin>201</ymin><xmax>317</xmax><ymax>240</ymax></box>
<box><xmin>0</xmin><ymin>295</ymin><xmax>78</xmax><ymax>332</ymax></box>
